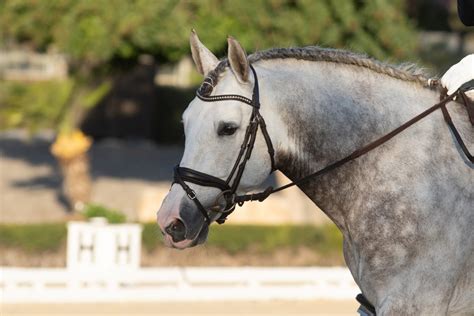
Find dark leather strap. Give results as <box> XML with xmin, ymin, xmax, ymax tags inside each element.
<box><xmin>356</xmin><ymin>294</ymin><xmax>376</xmax><ymax>315</ymax></box>
<box><xmin>440</xmin><ymin>91</ymin><xmax>473</xmax><ymax>163</ymax></box>
<box><xmin>173</xmin><ymin>165</ymin><xmax>211</xmax><ymax>223</ymax></box>
<box><xmin>258</xmin><ymin>114</ymin><xmax>276</xmax><ymax>171</ymax></box>
<box><xmin>174</xmin><ymin>166</ymin><xmax>230</xmax><ymax>191</ymax></box>
<box><xmin>459</xmin><ymin>90</ymin><xmax>474</xmax><ymax>125</ymax></box>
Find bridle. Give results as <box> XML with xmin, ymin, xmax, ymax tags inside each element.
<box><xmin>173</xmin><ymin>65</ymin><xmax>275</xmax><ymax>224</ymax></box>
<box><xmin>173</xmin><ymin>64</ymin><xmax>473</xmax><ymax>225</ymax></box>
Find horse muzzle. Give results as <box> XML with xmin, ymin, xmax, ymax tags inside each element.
<box><xmin>157</xmin><ymin>187</ymin><xmax>213</xmax><ymax>249</ymax></box>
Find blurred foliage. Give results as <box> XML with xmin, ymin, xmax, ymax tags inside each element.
<box><xmin>1</xmin><ymin>0</ymin><xmax>419</xmax><ymax>66</ymax></box>
<box><xmin>0</xmin><ymin>79</ymin><xmax>74</xmax><ymax>132</ymax></box>
<box><xmin>207</xmin><ymin>223</ymin><xmax>343</xmax><ymax>254</ymax></box>
<box><xmin>0</xmin><ymin>223</ymin><xmax>66</xmax><ymax>253</ymax></box>
<box><xmin>82</xmin><ymin>203</ymin><xmax>127</xmax><ymax>223</ymax></box>
<box><xmin>142</xmin><ymin>222</ymin><xmax>161</xmax><ymax>253</ymax></box>
<box><xmin>0</xmin><ymin>223</ymin><xmax>342</xmax><ymax>256</ymax></box>
<box><xmin>82</xmin><ymin>81</ymin><xmax>112</xmax><ymax>109</ymax></box>
<box><xmin>142</xmin><ymin>223</ymin><xmax>343</xmax><ymax>255</ymax></box>
<box><xmin>0</xmin><ymin>0</ymin><xmax>421</xmax><ymax>137</ymax></box>
<box><xmin>0</xmin><ymin>79</ymin><xmax>113</xmax><ymax>132</ymax></box>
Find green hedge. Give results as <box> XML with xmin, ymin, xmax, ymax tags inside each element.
<box><xmin>0</xmin><ymin>223</ymin><xmax>67</xmax><ymax>253</ymax></box>
<box><xmin>0</xmin><ymin>222</ymin><xmax>342</xmax><ymax>256</ymax></box>
<box><xmin>1</xmin><ymin>0</ymin><xmax>419</xmax><ymax>64</ymax></box>
<box><xmin>129</xmin><ymin>223</ymin><xmax>342</xmax><ymax>255</ymax></box>
<box><xmin>82</xmin><ymin>204</ymin><xmax>127</xmax><ymax>224</ymax></box>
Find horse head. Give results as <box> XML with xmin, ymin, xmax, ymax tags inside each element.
<box><xmin>157</xmin><ymin>31</ymin><xmax>274</xmax><ymax>249</ymax></box>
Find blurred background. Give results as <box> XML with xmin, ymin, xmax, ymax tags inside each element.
<box><xmin>0</xmin><ymin>0</ymin><xmax>472</xmax><ymax>315</ymax></box>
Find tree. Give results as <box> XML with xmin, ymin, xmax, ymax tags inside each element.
<box><xmin>0</xmin><ymin>0</ymin><xmax>420</xmax><ymax>135</ymax></box>
<box><xmin>1</xmin><ymin>0</ymin><xmax>419</xmax><ymax>70</ymax></box>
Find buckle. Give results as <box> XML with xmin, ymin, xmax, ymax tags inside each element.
<box><xmin>214</xmin><ymin>190</ymin><xmax>236</xmax><ymax>213</ymax></box>
<box><xmin>187</xmin><ymin>189</ymin><xmax>197</xmax><ymax>200</ymax></box>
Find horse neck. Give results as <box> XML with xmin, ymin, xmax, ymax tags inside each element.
<box><xmin>257</xmin><ymin>60</ymin><xmax>440</xmax><ymax>228</ymax></box>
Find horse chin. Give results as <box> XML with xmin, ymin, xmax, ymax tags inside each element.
<box><xmin>166</xmin><ymin>223</ymin><xmax>209</xmax><ymax>249</ymax></box>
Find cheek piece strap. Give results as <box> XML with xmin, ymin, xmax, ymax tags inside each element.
<box><xmin>172</xmin><ymin>65</ymin><xmax>276</xmax><ymax>224</ymax></box>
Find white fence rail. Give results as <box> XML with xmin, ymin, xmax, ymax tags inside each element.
<box><xmin>0</xmin><ymin>267</ymin><xmax>359</xmax><ymax>303</ymax></box>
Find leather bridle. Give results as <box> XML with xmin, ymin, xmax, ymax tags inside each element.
<box><xmin>173</xmin><ymin>64</ymin><xmax>473</xmax><ymax>225</ymax></box>
<box><xmin>173</xmin><ymin>65</ymin><xmax>275</xmax><ymax>224</ymax></box>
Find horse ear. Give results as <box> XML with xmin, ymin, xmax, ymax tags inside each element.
<box><xmin>227</xmin><ymin>36</ymin><xmax>249</xmax><ymax>83</ymax></box>
<box><xmin>190</xmin><ymin>29</ymin><xmax>219</xmax><ymax>76</ymax></box>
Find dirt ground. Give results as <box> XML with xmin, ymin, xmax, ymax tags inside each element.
<box><xmin>1</xmin><ymin>300</ymin><xmax>359</xmax><ymax>316</ymax></box>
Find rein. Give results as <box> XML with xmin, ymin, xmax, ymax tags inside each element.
<box><xmin>173</xmin><ymin>65</ymin><xmax>473</xmax><ymax>225</ymax></box>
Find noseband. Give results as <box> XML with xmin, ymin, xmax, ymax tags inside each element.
<box><xmin>173</xmin><ymin>64</ymin><xmax>473</xmax><ymax>226</ymax></box>
<box><xmin>173</xmin><ymin>65</ymin><xmax>275</xmax><ymax>224</ymax></box>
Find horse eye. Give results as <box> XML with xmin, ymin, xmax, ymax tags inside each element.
<box><xmin>218</xmin><ymin>123</ymin><xmax>238</xmax><ymax>136</ymax></box>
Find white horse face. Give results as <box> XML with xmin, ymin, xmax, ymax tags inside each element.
<box><xmin>157</xmin><ymin>33</ymin><xmax>273</xmax><ymax>249</ymax></box>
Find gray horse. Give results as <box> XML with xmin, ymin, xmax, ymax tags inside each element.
<box><xmin>157</xmin><ymin>32</ymin><xmax>473</xmax><ymax>315</ymax></box>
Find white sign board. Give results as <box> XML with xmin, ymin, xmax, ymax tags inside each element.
<box><xmin>67</xmin><ymin>218</ymin><xmax>142</xmax><ymax>271</ymax></box>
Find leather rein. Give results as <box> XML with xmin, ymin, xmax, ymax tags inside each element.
<box><xmin>173</xmin><ymin>65</ymin><xmax>473</xmax><ymax>225</ymax></box>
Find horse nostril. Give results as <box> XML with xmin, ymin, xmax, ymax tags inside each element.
<box><xmin>165</xmin><ymin>219</ymin><xmax>186</xmax><ymax>242</ymax></box>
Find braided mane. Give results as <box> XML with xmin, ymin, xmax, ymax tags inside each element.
<box><xmin>206</xmin><ymin>46</ymin><xmax>432</xmax><ymax>88</ymax></box>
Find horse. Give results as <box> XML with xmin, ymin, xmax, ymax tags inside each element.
<box><xmin>157</xmin><ymin>31</ymin><xmax>473</xmax><ymax>315</ymax></box>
